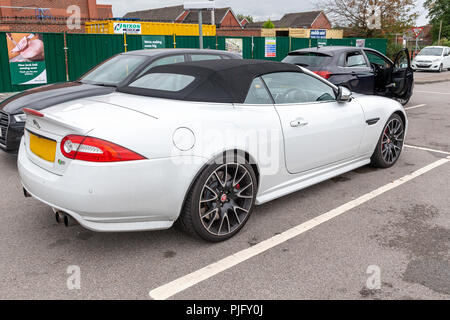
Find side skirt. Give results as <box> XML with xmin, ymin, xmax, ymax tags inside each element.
<box><xmin>256</xmin><ymin>157</ymin><xmax>371</xmax><ymax>205</ymax></box>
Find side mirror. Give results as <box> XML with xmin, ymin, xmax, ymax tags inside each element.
<box><xmin>337</xmin><ymin>86</ymin><xmax>352</xmax><ymax>102</ymax></box>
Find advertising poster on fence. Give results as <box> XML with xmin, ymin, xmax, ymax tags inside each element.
<box><xmin>225</xmin><ymin>38</ymin><xmax>243</xmax><ymax>57</ymax></box>
<box><xmin>113</xmin><ymin>22</ymin><xmax>142</xmax><ymax>34</ymax></box>
<box><xmin>142</xmin><ymin>35</ymin><xmax>166</xmax><ymax>49</ymax></box>
<box><xmin>356</xmin><ymin>39</ymin><xmax>366</xmax><ymax>48</ymax></box>
<box><xmin>265</xmin><ymin>37</ymin><xmax>276</xmax><ymax>58</ymax></box>
<box><xmin>6</xmin><ymin>33</ymin><xmax>47</xmax><ymax>85</ymax></box>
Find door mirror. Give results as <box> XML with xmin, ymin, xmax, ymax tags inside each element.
<box><xmin>337</xmin><ymin>86</ymin><xmax>352</xmax><ymax>102</ymax></box>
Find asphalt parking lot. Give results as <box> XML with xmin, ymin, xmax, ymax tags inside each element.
<box><xmin>0</xmin><ymin>81</ymin><xmax>449</xmax><ymax>300</ymax></box>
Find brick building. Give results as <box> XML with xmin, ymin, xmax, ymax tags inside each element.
<box><xmin>0</xmin><ymin>0</ymin><xmax>112</xmax><ymax>33</ymax></box>
<box><xmin>124</xmin><ymin>5</ymin><xmax>244</xmax><ymax>31</ymax></box>
<box><xmin>243</xmin><ymin>11</ymin><xmax>331</xmax><ymax>35</ymax></box>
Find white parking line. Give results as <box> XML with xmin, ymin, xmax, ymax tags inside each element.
<box><xmin>405</xmin><ymin>144</ymin><xmax>450</xmax><ymax>155</ymax></box>
<box><xmin>405</xmin><ymin>104</ymin><xmax>426</xmax><ymax>110</ymax></box>
<box><xmin>415</xmin><ymin>90</ymin><xmax>450</xmax><ymax>95</ymax></box>
<box><xmin>149</xmin><ymin>157</ymin><xmax>450</xmax><ymax>300</ymax></box>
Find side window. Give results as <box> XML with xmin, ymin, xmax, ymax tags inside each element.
<box><xmin>346</xmin><ymin>51</ymin><xmax>368</xmax><ymax>67</ymax></box>
<box><xmin>244</xmin><ymin>77</ymin><xmax>273</xmax><ymax>104</ymax></box>
<box><xmin>136</xmin><ymin>55</ymin><xmax>185</xmax><ymax>78</ymax></box>
<box><xmin>261</xmin><ymin>72</ymin><xmax>336</xmax><ymax>104</ymax></box>
<box><xmin>190</xmin><ymin>54</ymin><xmax>222</xmax><ymax>61</ymax></box>
<box><xmin>364</xmin><ymin>50</ymin><xmax>391</xmax><ymax>68</ymax></box>
<box><xmin>337</xmin><ymin>53</ymin><xmax>346</xmax><ymax>67</ymax></box>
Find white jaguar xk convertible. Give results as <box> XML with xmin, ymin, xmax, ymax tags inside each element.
<box><xmin>18</xmin><ymin>59</ymin><xmax>407</xmax><ymax>242</ymax></box>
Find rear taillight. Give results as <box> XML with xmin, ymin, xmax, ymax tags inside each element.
<box><xmin>60</xmin><ymin>135</ymin><xmax>146</xmax><ymax>162</ymax></box>
<box><xmin>313</xmin><ymin>71</ymin><xmax>332</xmax><ymax>79</ymax></box>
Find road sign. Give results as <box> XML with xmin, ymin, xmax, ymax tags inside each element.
<box><xmin>411</xmin><ymin>27</ymin><xmax>424</xmax><ymax>38</ymax></box>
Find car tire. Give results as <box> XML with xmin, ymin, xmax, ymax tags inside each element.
<box><xmin>178</xmin><ymin>155</ymin><xmax>257</xmax><ymax>242</ymax></box>
<box><xmin>370</xmin><ymin>113</ymin><xmax>405</xmax><ymax>169</ymax></box>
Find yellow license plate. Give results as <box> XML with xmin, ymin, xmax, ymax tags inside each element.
<box><xmin>29</xmin><ymin>132</ymin><xmax>57</xmax><ymax>162</ymax></box>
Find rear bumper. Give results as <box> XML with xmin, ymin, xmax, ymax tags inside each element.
<box><xmin>18</xmin><ymin>139</ymin><xmax>206</xmax><ymax>232</ymax></box>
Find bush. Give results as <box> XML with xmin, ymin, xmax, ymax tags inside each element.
<box><xmin>386</xmin><ymin>42</ymin><xmax>404</xmax><ymax>60</ymax></box>
<box><xmin>434</xmin><ymin>38</ymin><xmax>450</xmax><ymax>47</ymax></box>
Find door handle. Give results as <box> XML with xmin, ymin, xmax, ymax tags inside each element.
<box><xmin>290</xmin><ymin>118</ymin><xmax>308</xmax><ymax>128</ymax></box>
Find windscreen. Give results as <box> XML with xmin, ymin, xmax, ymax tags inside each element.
<box><xmin>418</xmin><ymin>48</ymin><xmax>443</xmax><ymax>56</ymax></box>
<box><xmin>282</xmin><ymin>52</ymin><xmax>332</xmax><ymax>67</ymax></box>
<box><xmin>81</xmin><ymin>55</ymin><xmax>148</xmax><ymax>86</ymax></box>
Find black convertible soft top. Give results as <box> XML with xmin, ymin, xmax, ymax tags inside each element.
<box><xmin>117</xmin><ymin>59</ymin><xmax>302</xmax><ymax>103</ymax></box>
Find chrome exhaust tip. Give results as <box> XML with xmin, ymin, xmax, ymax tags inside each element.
<box><xmin>63</xmin><ymin>214</ymin><xmax>76</xmax><ymax>227</ymax></box>
<box><xmin>55</xmin><ymin>211</ymin><xmax>65</xmax><ymax>224</ymax></box>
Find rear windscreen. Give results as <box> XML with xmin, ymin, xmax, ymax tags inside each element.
<box><xmin>282</xmin><ymin>52</ymin><xmax>332</xmax><ymax>67</ymax></box>
<box><xmin>129</xmin><ymin>73</ymin><xmax>195</xmax><ymax>92</ymax></box>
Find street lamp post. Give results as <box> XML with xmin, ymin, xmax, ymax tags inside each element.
<box><xmin>184</xmin><ymin>1</ymin><xmax>216</xmax><ymax>50</ymax></box>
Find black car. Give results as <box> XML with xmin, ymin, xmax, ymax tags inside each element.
<box><xmin>0</xmin><ymin>49</ymin><xmax>241</xmax><ymax>153</ymax></box>
<box><xmin>282</xmin><ymin>46</ymin><xmax>414</xmax><ymax>105</ymax></box>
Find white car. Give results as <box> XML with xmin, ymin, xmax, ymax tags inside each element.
<box><xmin>412</xmin><ymin>46</ymin><xmax>450</xmax><ymax>72</ymax></box>
<box><xmin>18</xmin><ymin>60</ymin><xmax>407</xmax><ymax>242</ymax></box>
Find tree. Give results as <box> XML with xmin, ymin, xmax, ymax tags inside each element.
<box><xmin>424</xmin><ymin>0</ymin><xmax>450</xmax><ymax>43</ymax></box>
<box><xmin>263</xmin><ymin>19</ymin><xmax>275</xmax><ymax>29</ymax></box>
<box><xmin>317</xmin><ymin>0</ymin><xmax>419</xmax><ymax>37</ymax></box>
<box><xmin>237</xmin><ymin>14</ymin><xmax>254</xmax><ymax>23</ymax></box>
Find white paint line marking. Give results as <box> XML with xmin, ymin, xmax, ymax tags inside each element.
<box><xmin>405</xmin><ymin>104</ymin><xmax>426</xmax><ymax>110</ymax></box>
<box><xmin>415</xmin><ymin>90</ymin><xmax>450</xmax><ymax>95</ymax></box>
<box><xmin>149</xmin><ymin>157</ymin><xmax>450</xmax><ymax>300</ymax></box>
<box><xmin>405</xmin><ymin>144</ymin><xmax>450</xmax><ymax>155</ymax></box>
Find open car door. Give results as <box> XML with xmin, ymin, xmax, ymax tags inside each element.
<box><xmin>387</xmin><ymin>48</ymin><xmax>414</xmax><ymax>104</ymax></box>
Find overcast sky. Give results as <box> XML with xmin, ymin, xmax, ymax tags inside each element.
<box><xmin>97</xmin><ymin>0</ymin><xmax>429</xmax><ymax>26</ymax></box>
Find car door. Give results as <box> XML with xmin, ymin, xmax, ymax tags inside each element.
<box><xmin>338</xmin><ymin>50</ymin><xmax>374</xmax><ymax>94</ymax></box>
<box><xmin>388</xmin><ymin>49</ymin><xmax>414</xmax><ymax>99</ymax></box>
<box><xmin>262</xmin><ymin>72</ymin><xmax>365</xmax><ymax>174</ymax></box>
<box><xmin>363</xmin><ymin>49</ymin><xmax>394</xmax><ymax>95</ymax></box>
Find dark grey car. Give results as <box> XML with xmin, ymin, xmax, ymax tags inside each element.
<box><xmin>282</xmin><ymin>46</ymin><xmax>414</xmax><ymax>106</ymax></box>
<box><xmin>0</xmin><ymin>49</ymin><xmax>241</xmax><ymax>153</ymax></box>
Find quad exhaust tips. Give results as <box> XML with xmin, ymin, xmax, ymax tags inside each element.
<box><xmin>53</xmin><ymin>209</ymin><xmax>76</xmax><ymax>227</ymax></box>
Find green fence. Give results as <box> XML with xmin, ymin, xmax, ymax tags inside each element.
<box><xmin>0</xmin><ymin>32</ymin><xmax>388</xmax><ymax>92</ymax></box>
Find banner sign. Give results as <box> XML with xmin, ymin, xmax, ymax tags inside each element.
<box><xmin>225</xmin><ymin>38</ymin><xmax>243</xmax><ymax>57</ymax></box>
<box><xmin>6</xmin><ymin>33</ymin><xmax>47</xmax><ymax>85</ymax></box>
<box><xmin>317</xmin><ymin>39</ymin><xmax>328</xmax><ymax>47</ymax></box>
<box><xmin>142</xmin><ymin>35</ymin><xmax>166</xmax><ymax>49</ymax></box>
<box><xmin>113</xmin><ymin>22</ymin><xmax>142</xmax><ymax>34</ymax></box>
<box><xmin>310</xmin><ymin>29</ymin><xmax>327</xmax><ymax>39</ymax></box>
<box><xmin>265</xmin><ymin>37</ymin><xmax>276</xmax><ymax>58</ymax></box>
